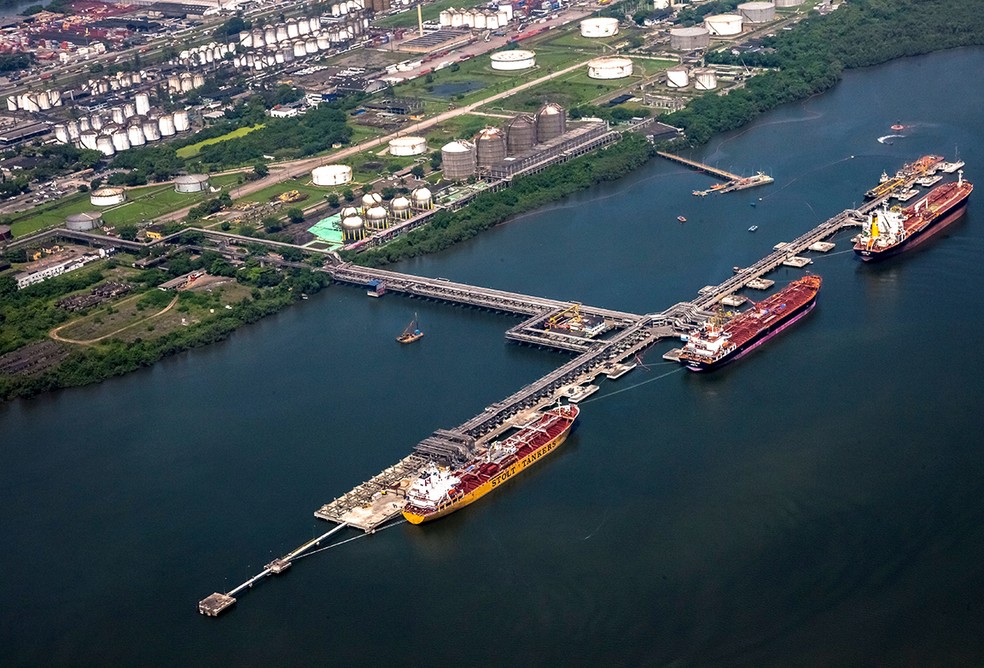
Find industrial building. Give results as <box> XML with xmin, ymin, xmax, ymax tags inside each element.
<box><xmin>488</xmin><ymin>122</ymin><xmax>614</xmax><ymax>180</ymax></box>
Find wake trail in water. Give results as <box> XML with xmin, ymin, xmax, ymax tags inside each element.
<box><xmin>580</xmin><ymin>366</ymin><xmax>686</xmax><ymax>405</ymax></box>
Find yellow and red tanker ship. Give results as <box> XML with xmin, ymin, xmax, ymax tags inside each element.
<box><xmin>402</xmin><ymin>404</ymin><xmax>579</xmax><ymax>524</ymax></box>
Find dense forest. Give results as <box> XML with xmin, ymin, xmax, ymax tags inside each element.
<box><xmin>668</xmin><ymin>0</ymin><xmax>984</xmax><ymax>144</ymax></box>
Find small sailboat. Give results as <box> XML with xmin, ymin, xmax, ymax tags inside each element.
<box><xmin>397</xmin><ymin>313</ymin><xmax>424</xmax><ymax>344</ymax></box>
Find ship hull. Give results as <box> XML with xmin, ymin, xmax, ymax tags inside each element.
<box><xmin>684</xmin><ymin>296</ymin><xmax>818</xmax><ymax>372</ymax></box>
<box><xmin>402</xmin><ymin>421</ymin><xmax>573</xmax><ymax>524</ymax></box>
<box><xmin>855</xmin><ymin>196</ymin><xmax>969</xmax><ymax>262</ymax></box>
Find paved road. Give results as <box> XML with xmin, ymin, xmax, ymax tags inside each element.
<box><xmin>158</xmin><ymin>57</ymin><xmax>595</xmax><ymax>223</ymax></box>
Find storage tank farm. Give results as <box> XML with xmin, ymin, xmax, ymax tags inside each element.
<box><xmin>738</xmin><ymin>1</ymin><xmax>776</xmax><ymax>22</ymax></box>
<box><xmin>475</xmin><ymin>127</ymin><xmax>507</xmax><ymax>168</ymax></box>
<box><xmin>441</xmin><ymin>141</ymin><xmax>477</xmax><ymax>180</ymax></box>
<box><xmin>535</xmin><ymin>102</ymin><xmax>566</xmax><ymax>143</ymax></box>
<box><xmin>669</xmin><ymin>26</ymin><xmax>710</xmax><ymax>51</ymax></box>
<box><xmin>506</xmin><ymin>114</ymin><xmax>536</xmax><ymax>154</ymax></box>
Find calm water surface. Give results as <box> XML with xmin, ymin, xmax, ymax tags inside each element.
<box><xmin>2</xmin><ymin>48</ymin><xmax>984</xmax><ymax>666</ymax></box>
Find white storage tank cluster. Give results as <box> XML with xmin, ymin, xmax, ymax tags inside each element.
<box><xmin>311</xmin><ymin>164</ymin><xmax>353</xmax><ymax>186</ymax></box>
<box><xmin>587</xmin><ymin>57</ymin><xmax>634</xmax><ymax>80</ymax></box>
<box><xmin>490</xmin><ymin>49</ymin><xmax>536</xmax><ymax>71</ymax></box>
<box><xmin>580</xmin><ymin>17</ymin><xmax>619</xmax><ymax>38</ymax></box>
<box><xmin>81</xmin><ymin>72</ymin><xmax>143</xmax><ymax>96</ymax></box>
<box><xmin>174</xmin><ymin>174</ymin><xmax>211</xmax><ymax>193</ymax></box>
<box><xmin>388</xmin><ymin>136</ymin><xmax>427</xmax><ymax>156</ymax></box>
<box><xmin>166</xmin><ymin>72</ymin><xmax>208</xmax><ymax>94</ymax></box>
<box><xmin>669</xmin><ymin>26</ymin><xmax>710</xmax><ymax>51</ymax></box>
<box><xmin>738</xmin><ymin>1</ymin><xmax>776</xmax><ymax>22</ymax></box>
<box><xmin>666</xmin><ymin>66</ymin><xmax>689</xmax><ymax>88</ymax></box>
<box><xmin>89</xmin><ymin>187</ymin><xmax>126</xmax><ymax>207</ymax></box>
<box><xmin>693</xmin><ymin>68</ymin><xmax>718</xmax><ymax>91</ymax></box>
<box><xmin>439</xmin><ymin>6</ymin><xmax>511</xmax><ymax>29</ymax></box>
<box><xmin>55</xmin><ymin>103</ymin><xmax>195</xmax><ymax>152</ymax></box>
<box><xmin>171</xmin><ymin>41</ymin><xmax>235</xmax><ymax>70</ymax></box>
<box><xmin>232</xmin><ymin>12</ymin><xmax>368</xmax><ymax>71</ymax></box>
<box><xmin>704</xmin><ymin>14</ymin><xmax>744</xmax><ymax>36</ymax></box>
<box><xmin>6</xmin><ymin>89</ymin><xmax>64</xmax><ymax>112</ymax></box>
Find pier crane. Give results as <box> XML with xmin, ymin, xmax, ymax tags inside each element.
<box><xmin>546</xmin><ymin>303</ymin><xmax>583</xmax><ymax>331</ymax></box>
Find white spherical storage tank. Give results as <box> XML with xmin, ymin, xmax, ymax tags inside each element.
<box><xmin>666</xmin><ymin>66</ymin><xmax>689</xmax><ymax>88</ymax></box>
<box><xmin>174</xmin><ymin>174</ymin><xmax>210</xmax><ymax>193</ymax></box>
<box><xmin>587</xmin><ymin>57</ymin><xmax>633</xmax><ymax>80</ymax></box>
<box><xmin>704</xmin><ymin>14</ymin><xmax>743</xmax><ymax>36</ymax></box>
<box><xmin>90</xmin><ymin>187</ymin><xmax>126</xmax><ymax>207</ymax></box>
<box><xmin>693</xmin><ymin>68</ymin><xmax>718</xmax><ymax>91</ymax></box>
<box><xmin>580</xmin><ymin>17</ymin><xmax>619</xmax><ymax>38</ymax></box>
<box><xmin>738</xmin><ymin>1</ymin><xmax>776</xmax><ymax>22</ymax></box>
<box><xmin>490</xmin><ymin>50</ymin><xmax>536</xmax><ymax>71</ymax></box>
<box><xmin>311</xmin><ymin>164</ymin><xmax>353</xmax><ymax>186</ymax></box>
<box><xmin>388</xmin><ymin>136</ymin><xmax>427</xmax><ymax>156</ymax></box>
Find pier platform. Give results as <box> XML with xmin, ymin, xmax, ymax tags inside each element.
<box><xmin>782</xmin><ymin>256</ymin><xmax>813</xmax><ymax>268</ymax></box>
<box><xmin>314</xmin><ymin>454</ymin><xmax>424</xmax><ymax>531</ymax></box>
<box><xmin>808</xmin><ymin>241</ymin><xmax>836</xmax><ymax>252</ymax></box>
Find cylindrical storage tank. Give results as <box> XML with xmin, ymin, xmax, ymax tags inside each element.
<box><xmin>587</xmin><ymin>56</ymin><xmax>633</xmax><ymax>80</ymax></box>
<box><xmin>388</xmin><ymin>136</ymin><xmax>427</xmax><ymax>156</ymax></box>
<box><xmin>390</xmin><ymin>196</ymin><xmax>411</xmax><ymax>219</ymax></box>
<box><xmin>439</xmin><ymin>9</ymin><xmax>451</xmax><ymax>26</ymax></box>
<box><xmin>252</xmin><ymin>28</ymin><xmax>265</xmax><ymax>47</ymax></box>
<box><xmin>265</xmin><ymin>27</ymin><xmax>277</xmax><ymax>45</ymax></box>
<box><xmin>580</xmin><ymin>17</ymin><xmax>619</xmax><ymax>38</ymax></box>
<box><xmin>669</xmin><ymin>26</ymin><xmax>710</xmax><ymax>51</ymax></box>
<box><xmin>110</xmin><ymin>107</ymin><xmax>125</xmax><ymax>125</ymax></box>
<box><xmin>365</xmin><ymin>205</ymin><xmax>388</xmax><ymax>230</ymax></box>
<box><xmin>282</xmin><ymin>48</ymin><xmax>294</xmax><ymax>63</ymax></box>
<box><xmin>317</xmin><ymin>35</ymin><xmax>331</xmax><ymax>50</ymax></box>
<box><xmin>293</xmin><ymin>40</ymin><xmax>307</xmax><ymax>58</ymax></box>
<box><xmin>341</xmin><ymin>215</ymin><xmax>365</xmax><ymax>241</ymax></box>
<box><xmin>80</xmin><ymin>130</ymin><xmax>98</xmax><ymax>150</ymax></box>
<box><xmin>180</xmin><ymin>73</ymin><xmax>194</xmax><ymax>92</ymax></box>
<box><xmin>6</xmin><ymin>96</ymin><xmax>15</xmax><ymax>111</ymax></box>
<box><xmin>305</xmin><ymin>38</ymin><xmax>318</xmax><ymax>54</ymax></box>
<box><xmin>666</xmin><ymin>66</ymin><xmax>689</xmax><ymax>88</ymax></box>
<box><xmin>310</xmin><ymin>16</ymin><xmax>321</xmax><ymax>30</ymax></box>
<box><xmin>90</xmin><ymin>187</ymin><xmax>126</xmax><ymax>207</ymax></box>
<box><xmin>441</xmin><ymin>140</ymin><xmax>476</xmax><ymax>180</ymax></box>
<box><xmin>775</xmin><ymin>0</ymin><xmax>804</xmax><ymax>6</ymax></box>
<box><xmin>487</xmin><ymin>14</ymin><xmax>499</xmax><ymax>31</ymax></box>
<box><xmin>738</xmin><ymin>1</ymin><xmax>776</xmax><ymax>23</ymax></box>
<box><xmin>128</xmin><ymin>124</ymin><xmax>146</xmax><ymax>146</ymax></box>
<box><xmin>338</xmin><ymin>2</ymin><xmax>349</xmax><ymax>15</ymax></box>
<box><xmin>411</xmin><ymin>187</ymin><xmax>433</xmax><ymax>210</ymax></box>
<box><xmin>475</xmin><ymin>127</ymin><xmax>506</xmax><ymax>168</ymax></box>
<box><xmin>159</xmin><ymin>114</ymin><xmax>176</xmax><ymax>137</ymax></box>
<box><xmin>174</xmin><ymin>174</ymin><xmax>210</xmax><ymax>193</ymax></box>
<box><xmin>142</xmin><ymin>119</ymin><xmax>161</xmax><ymax>141</ymax></box>
<box><xmin>490</xmin><ymin>49</ymin><xmax>535</xmax><ymax>71</ymax></box>
<box><xmin>330</xmin><ymin>3</ymin><xmax>341</xmax><ymax>16</ymax></box>
<box><xmin>179</xmin><ymin>49</ymin><xmax>191</xmax><ymax>62</ymax></box>
<box><xmin>192</xmin><ymin>73</ymin><xmax>205</xmax><ymax>89</ymax></box>
<box><xmin>287</xmin><ymin>20</ymin><xmax>299</xmax><ymax>38</ymax></box>
<box><xmin>66</xmin><ymin>120</ymin><xmax>80</xmax><ymax>140</ymax></box>
<box><xmin>473</xmin><ymin>12</ymin><xmax>487</xmax><ymax>29</ymax></box>
<box><xmin>111</xmin><ymin>129</ymin><xmax>131</xmax><ymax>152</ymax></box>
<box><xmin>506</xmin><ymin>114</ymin><xmax>536</xmax><ymax>154</ymax></box>
<box><xmin>90</xmin><ymin>114</ymin><xmax>104</xmax><ymax>131</ymax></box>
<box><xmin>95</xmin><ymin>135</ymin><xmax>115</xmax><ymax>156</ymax></box>
<box><xmin>276</xmin><ymin>25</ymin><xmax>289</xmax><ymax>43</ymax></box>
<box><xmin>37</xmin><ymin>91</ymin><xmax>52</xmax><ymax>110</ymax></box>
<box><xmin>450</xmin><ymin>10</ymin><xmax>463</xmax><ymax>27</ymax></box>
<box><xmin>704</xmin><ymin>14</ymin><xmax>743</xmax><ymax>36</ymax></box>
<box><xmin>167</xmin><ymin>74</ymin><xmax>181</xmax><ymax>92</ymax></box>
<box><xmin>311</xmin><ymin>164</ymin><xmax>353</xmax><ymax>186</ymax></box>
<box><xmin>535</xmin><ymin>102</ymin><xmax>566</xmax><ymax>143</ymax></box>
<box><xmin>361</xmin><ymin>192</ymin><xmax>382</xmax><ymax>211</ymax></box>
<box><xmin>275</xmin><ymin>51</ymin><xmax>286</xmax><ymax>64</ymax></box>
<box><xmin>693</xmin><ymin>68</ymin><xmax>718</xmax><ymax>91</ymax></box>
<box><xmin>298</xmin><ymin>17</ymin><xmax>310</xmax><ymax>34</ymax></box>
<box><xmin>66</xmin><ymin>211</ymin><xmax>102</xmax><ymax>231</ymax></box>
<box><xmin>240</xmin><ymin>30</ymin><xmax>253</xmax><ymax>47</ymax></box>
<box><xmin>173</xmin><ymin>110</ymin><xmax>191</xmax><ymax>132</ymax></box>
<box><xmin>135</xmin><ymin>92</ymin><xmax>150</xmax><ymax>116</ymax></box>
<box><xmin>79</xmin><ymin>117</ymin><xmax>92</xmax><ymax>131</ymax></box>
<box><xmin>204</xmin><ymin>49</ymin><xmax>214</xmax><ymax>64</ymax></box>
<box><xmin>123</xmin><ymin>102</ymin><xmax>136</xmax><ymax>119</ymax></box>
<box><xmin>54</xmin><ymin>124</ymin><xmax>70</xmax><ymax>144</ymax></box>
<box><xmin>49</xmin><ymin>90</ymin><xmax>62</xmax><ymax>106</ymax></box>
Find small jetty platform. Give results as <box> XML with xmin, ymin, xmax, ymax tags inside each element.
<box><xmin>603</xmin><ymin>362</ymin><xmax>637</xmax><ymax>380</ymax></box>
<box><xmin>745</xmin><ymin>278</ymin><xmax>775</xmax><ymax>290</ymax></box>
<box><xmin>314</xmin><ymin>454</ymin><xmax>425</xmax><ymax>531</ymax></box>
<box><xmin>782</xmin><ymin>256</ymin><xmax>813</xmax><ymax>268</ymax></box>
<box><xmin>662</xmin><ymin>348</ymin><xmax>683</xmax><ymax>362</ymax></box>
<box><xmin>656</xmin><ymin>151</ymin><xmax>773</xmax><ymax>196</ymax></box>
<box><xmin>808</xmin><ymin>241</ymin><xmax>835</xmax><ymax>253</ymax></box>
<box><xmin>720</xmin><ymin>294</ymin><xmax>747</xmax><ymax>307</ymax></box>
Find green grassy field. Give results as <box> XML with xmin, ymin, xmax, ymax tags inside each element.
<box><xmin>424</xmin><ymin>114</ymin><xmax>499</xmax><ymax>145</ymax></box>
<box><xmin>176</xmin><ymin>125</ymin><xmax>265</xmax><ymax>159</ymax></box>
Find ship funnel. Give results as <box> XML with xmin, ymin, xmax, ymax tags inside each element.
<box><xmin>958</xmin><ymin>169</ymin><xmax>963</xmax><ymax>187</ymax></box>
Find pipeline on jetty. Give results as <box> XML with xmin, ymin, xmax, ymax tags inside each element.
<box><xmin>200</xmin><ymin>162</ymin><xmax>933</xmax><ymax>616</ymax></box>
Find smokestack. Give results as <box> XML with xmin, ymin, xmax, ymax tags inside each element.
<box><xmin>418</xmin><ymin>3</ymin><xmax>424</xmax><ymax>37</ymax></box>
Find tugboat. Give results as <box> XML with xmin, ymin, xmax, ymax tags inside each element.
<box><xmin>397</xmin><ymin>313</ymin><xmax>424</xmax><ymax>344</ymax></box>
